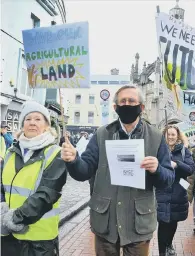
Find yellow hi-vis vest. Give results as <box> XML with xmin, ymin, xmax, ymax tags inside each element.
<box><xmin>2</xmin><ymin>145</ymin><xmax>61</xmax><ymax>241</ymax></box>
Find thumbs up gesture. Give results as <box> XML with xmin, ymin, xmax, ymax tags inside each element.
<box><xmin>61</xmin><ymin>136</ymin><xmax>77</xmax><ymax>162</ymax></box>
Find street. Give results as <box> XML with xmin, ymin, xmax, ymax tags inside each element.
<box><xmin>59</xmin><ymin>206</ymin><xmax>195</xmax><ymax>256</ymax></box>
<box><xmin>59</xmin><ymin>174</ymin><xmax>89</xmax><ymax>214</ymax></box>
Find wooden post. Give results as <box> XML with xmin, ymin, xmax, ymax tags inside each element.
<box><xmin>59</xmin><ymin>88</ymin><xmax>66</xmax><ymax>134</ymax></box>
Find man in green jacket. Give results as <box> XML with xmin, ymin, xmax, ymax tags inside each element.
<box><xmin>61</xmin><ymin>85</ymin><xmax>175</xmax><ymax>256</ymax></box>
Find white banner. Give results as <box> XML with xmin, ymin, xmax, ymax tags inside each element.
<box><xmin>156</xmin><ymin>12</ymin><xmax>195</xmax><ymax>123</ymax></box>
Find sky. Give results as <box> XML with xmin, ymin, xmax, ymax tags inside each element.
<box><xmin>61</xmin><ymin>0</ymin><xmax>195</xmax><ymax>75</ymax></box>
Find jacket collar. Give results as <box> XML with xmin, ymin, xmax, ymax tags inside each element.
<box><xmin>172</xmin><ymin>143</ymin><xmax>184</xmax><ymax>153</ymax></box>
<box><xmin>106</xmin><ymin>118</ymin><xmax>143</xmax><ymax>139</ymax></box>
<box><xmin>9</xmin><ymin>141</ymin><xmax>47</xmax><ymax>164</ymax></box>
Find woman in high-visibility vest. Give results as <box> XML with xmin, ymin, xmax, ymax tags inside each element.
<box><xmin>1</xmin><ymin>101</ymin><xmax>67</xmax><ymax>256</ymax></box>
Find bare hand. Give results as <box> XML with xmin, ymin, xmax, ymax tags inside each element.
<box><xmin>171</xmin><ymin>161</ymin><xmax>177</xmax><ymax>168</ymax></box>
<box><xmin>140</xmin><ymin>156</ymin><xmax>159</xmax><ymax>173</ymax></box>
<box><xmin>61</xmin><ymin>136</ymin><xmax>77</xmax><ymax>162</ymax></box>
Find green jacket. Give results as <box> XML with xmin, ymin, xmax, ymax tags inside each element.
<box><xmin>67</xmin><ymin>119</ymin><xmax>174</xmax><ymax>246</ymax></box>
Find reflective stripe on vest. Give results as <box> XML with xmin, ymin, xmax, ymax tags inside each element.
<box><xmin>2</xmin><ymin>145</ymin><xmax>61</xmax><ymax>240</ymax></box>
<box><xmin>33</xmin><ymin>145</ymin><xmax>59</xmax><ymax>192</ymax></box>
<box><xmin>3</xmin><ymin>145</ymin><xmax>60</xmax><ymax>219</ymax></box>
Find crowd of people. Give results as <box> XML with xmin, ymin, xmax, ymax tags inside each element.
<box><xmin>0</xmin><ymin>85</ymin><xmax>195</xmax><ymax>256</ymax></box>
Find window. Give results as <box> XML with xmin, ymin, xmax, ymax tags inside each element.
<box><xmin>88</xmin><ymin>111</ymin><xmax>94</xmax><ymax>124</ymax></box>
<box><xmin>109</xmin><ymin>81</ymin><xmax>119</xmax><ymax>84</ymax></box>
<box><xmin>75</xmin><ymin>94</ymin><xmax>81</xmax><ymax>104</ymax></box>
<box><xmin>91</xmin><ymin>81</ymin><xmax>97</xmax><ymax>84</ymax></box>
<box><xmin>74</xmin><ymin>112</ymin><xmax>80</xmax><ymax>124</ymax></box>
<box><xmin>89</xmin><ymin>95</ymin><xmax>95</xmax><ymax>104</ymax></box>
<box><xmin>98</xmin><ymin>81</ymin><xmax>108</xmax><ymax>84</ymax></box>
<box><xmin>121</xmin><ymin>81</ymin><xmax>130</xmax><ymax>84</ymax></box>
<box><xmin>31</xmin><ymin>13</ymin><xmax>40</xmax><ymax>28</ymax></box>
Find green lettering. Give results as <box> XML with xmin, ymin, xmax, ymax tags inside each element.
<box><xmin>41</xmin><ymin>51</ymin><xmax>44</xmax><ymax>59</ymax></box>
<box><xmin>59</xmin><ymin>48</ymin><xmax>63</xmax><ymax>57</ymax></box>
<box><xmin>31</xmin><ymin>52</ymin><xmax>36</xmax><ymax>60</ymax></box>
<box><xmin>64</xmin><ymin>48</ymin><xmax>69</xmax><ymax>57</ymax></box>
<box><xmin>82</xmin><ymin>46</ymin><xmax>88</xmax><ymax>55</ymax></box>
<box><xmin>44</xmin><ymin>51</ymin><xmax>48</xmax><ymax>58</ymax></box>
<box><xmin>26</xmin><ymin>53</ymin><xmax>31</xmax><ymax>61</ymax></box>
<box><xmin>37</xmin><ymin>51</ymin><xmax>41</xmax><ymax>59</ymax></box>
<box><xmin>75</xmin><ymin>46</ymin><xmax>81</xmax><ymax>56</ymax></box>
<box><xmin>48</xmin><ymin>50</ymin><xmax>54</xmax><ymax>59</ymax></box>
<box><xmin>54</xmin><ymin>49</ymin><xmax>59</xmax><ymax>58</ymax></box>
<box><xmin>70</xmin><ymin>46</ymin><xmax>75</xmax><ymax>56</ymax></box>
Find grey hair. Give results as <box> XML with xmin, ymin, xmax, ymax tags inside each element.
<box><xmin>113</xmin><ymin>84</ymin><xmax>144</xmax><ymax>104</ymax></box>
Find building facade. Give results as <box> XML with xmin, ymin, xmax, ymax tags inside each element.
<box><xmin>64</xmin><ymin>70</ymin><xmax>130</xmax><ymax>134</ymax></box>
<box><xmin>0</xmin><ymin>0</ymin><xmax>63</xmax><ymax>133</ymax></box>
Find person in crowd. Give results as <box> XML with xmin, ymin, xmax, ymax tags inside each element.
<box><xmin>88</xmin><ymin>133</ymin><xmax>93</xmax><ymax>140</ymax></box>
<box><xmin>156</xmin><ymin>125</ymin><xmax>195</xmax><ymax>256</ymax></box>
<box><xmin>61</xmin><ymin>85</ymin><xmax>175</xmax><ymax>256</ymax></box>
<box><xmin>1</xmin><ymin>101</ymin><xmax>67</xmax><ymax>256</ymax></box>
<box><xmin>1</xmin><ymin>122</ymin><xmax>13</xmax><ymax>149</ymax></box>
<box><xmin>187</xmin><ymin>147</ymin><xmax>195</xmax><ymax>234</ymax></box>
<box><xmin>0</xmin><ymin>133</ymin><xmax>6</xmax><ymax>162</ymax></box>
<box><xmin>59</xmin><ymin>130</ymin><xmax>75</xmax><ymax>147</ymax></box>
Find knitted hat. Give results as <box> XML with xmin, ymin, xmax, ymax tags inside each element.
<box><xmin>19</xmin><ymin>101</ymin><xmax>51</xmax><ymax>127</ymax></box>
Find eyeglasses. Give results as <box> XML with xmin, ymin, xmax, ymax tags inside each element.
<box><xmin>118</xmin><ymin>98</ymin><xmax>140</xmax><ymax>106</ymax></box>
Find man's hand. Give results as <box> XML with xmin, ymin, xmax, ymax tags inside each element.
<box><xmin>171</xmin><ymin>161</ymin><xmax>177</xmax><ymax>169</ymax></box>
<box><xmin>61</xmin><ymin>136</ymin><xmax>77</xmax><ymax>162</ymax></box>
<box><xmin>140</xmin><ymin>156</ymin><xmax>159</xmax><ymax>173</ymax></box>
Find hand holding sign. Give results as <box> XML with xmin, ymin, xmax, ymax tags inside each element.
<box><xmin>140</xmin><ymin>156</ymin><xmax>159</xmax><ymax>173</ymax></box>
<box><xmin>61</xmin><ymin>135</ymin><xmax>77</xmax><ymax>162</ymax></box>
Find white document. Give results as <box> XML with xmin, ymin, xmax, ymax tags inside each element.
<box><xmin>76</xmin><ymin>136</ymin><xmax>89</xmax><ymax>156</ymax></box>
<box><xmin>105</xmin><ymin>139</ymin><xmax>145</xmax><ymax>189</ymax></box>
<box><xmin>179</xmin><ymin>179</ymin><xmax>189</xmax><ymax>190</ymax></box>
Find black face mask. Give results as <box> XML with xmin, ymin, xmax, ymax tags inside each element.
<box><xmin>115</xmin><ymin>104</ymin><xmax>142</xmax><ymax>124</ymax></box>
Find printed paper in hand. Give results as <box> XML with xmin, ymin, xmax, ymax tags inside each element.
<box><xmin>76</xmin><ymin>136</ymin><xmax>89</xmax><ymax>156</ymax></box>
<box><xmin>105</xmin><ymin>139</ymin><xmax>145</xmax><ymax>189</ymax></box>
<box><xmin>179</xmin><ymin>178</ymin><xmax>189</xmax><ymax>190</ymax></box>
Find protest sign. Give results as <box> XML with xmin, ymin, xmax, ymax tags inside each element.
<box><xmin>176</xmin><ymin>121</ymin><xmax>195</xmax><ymax>148</ymax></box>
<box><xmin>22</xmin><ymin>22</ymin><xmax>90</xmax><ymax>89</ymax></box>
<box><xmin>156</xmin><ymin>12</ymin><xmax>195</xmax><ymax>123</ymax></box>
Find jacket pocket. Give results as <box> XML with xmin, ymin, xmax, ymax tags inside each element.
<box><xmin>134</xmin><ymin>197</ymin><xmax>157</xmax><ymax>235</ymax></box>
<box><xmin>89</xmin><ymin>193</ymin><xmax>110</xmax><ymax>234</ymax></box>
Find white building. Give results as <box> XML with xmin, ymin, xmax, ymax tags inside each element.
<box><xmin>1</xmin><ymin>0</ymin><xmax>61</xmax><ymax>132</ymax></box>
<box><xmin>65</xmin><ymin>70</ymin><xmax>130</xmax><ymax>134</ymax></box>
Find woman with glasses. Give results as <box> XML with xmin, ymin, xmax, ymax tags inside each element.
<box><xmin>156</xmin><ymin>125</ymin><xmax>195</xmax><ymax>256</ymax></box>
